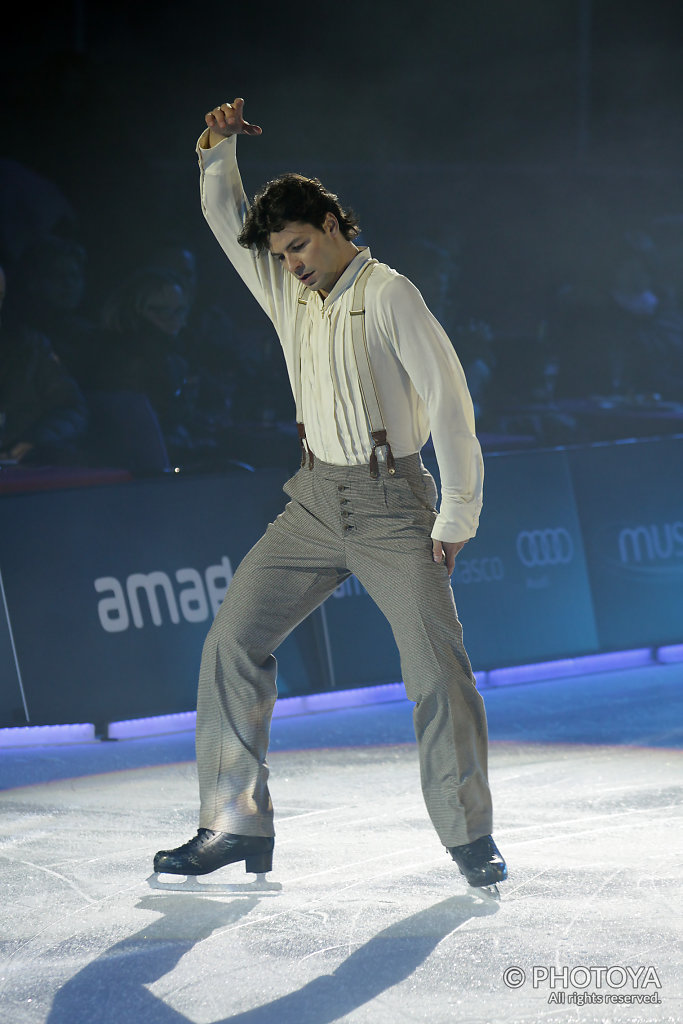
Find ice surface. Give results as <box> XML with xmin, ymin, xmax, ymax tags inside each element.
<box><xmin>0</xmin><ymin>662</ymin><xmax>681</xmax><ymax>1023</ymax></box>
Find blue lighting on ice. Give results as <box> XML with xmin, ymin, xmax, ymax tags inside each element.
<box><xmin>1</xmin><ymin>645</ymin><xmax>679</xmax><ymax>746</ymax></box>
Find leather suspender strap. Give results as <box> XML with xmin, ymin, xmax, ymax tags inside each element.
<box><xmin>349</xmin><ymin>260</ymin><xmax>396</xmax><ymax>478</ymax></box>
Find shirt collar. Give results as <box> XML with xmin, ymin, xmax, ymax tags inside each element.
<box><xmin>320</xmin><ymin>246</ymin><xmax>372</xmax><ymax>308</ymax></box>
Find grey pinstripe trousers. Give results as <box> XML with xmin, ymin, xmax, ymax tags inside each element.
<box><xmin>195</xmin><ymin>453</ymin><xmax>493</xmax><ymax>848</ymax></box>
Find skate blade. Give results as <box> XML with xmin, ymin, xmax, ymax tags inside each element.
<box><xmin>470</xmin><ymin>882</ymin><xmax>500</xmax><ymax>900</ymax></box>
<box><xmin>146</xmin><ymin>872</ymin><xmax>282</xmax><ymax>895</ymax></box>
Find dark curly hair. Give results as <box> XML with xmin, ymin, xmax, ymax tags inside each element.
<box><xmin>238</xmin><ymin>173</ymin><xmax>360</xmax><ymax>253</ymax></box>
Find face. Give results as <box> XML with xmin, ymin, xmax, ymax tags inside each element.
<box><xmin>139</xmin><ymin>283</ymin><xmax>189</xmax><ymax>336</ymax></box>
<box><xmin>269</xmin><ymin>216</ymin><xmax>350</xmax><ymax>296</ymax></box>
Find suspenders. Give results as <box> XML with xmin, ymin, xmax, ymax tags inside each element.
<box><xmin>294</xmin><ymin>259</ymin><xmax>396</xmax><ymax>479</ymax></box>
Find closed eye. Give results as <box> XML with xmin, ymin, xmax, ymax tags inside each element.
<box><xmin>272</xmin><ymin>241</ymin><xmax>306</xmax><ymax>262</ymax></box>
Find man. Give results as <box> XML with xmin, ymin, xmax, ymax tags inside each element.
<box><xmin>153</xmin><ymin>98</ymin><xmax>507</xmax><ymax>891</ymax></box>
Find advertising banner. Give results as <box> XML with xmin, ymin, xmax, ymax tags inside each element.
<box><xmin>0</xmin><ymin>469</ymin><xmax>326</xmax><ymax>726</ymax></box>
<box><xmin>6</xmin><ymin>436</ymin><xmax>672</xmax><ymax>729</ymax></box>
<box><xmin>568</xmin><ymin>438</ymin><xmax>683</xmax><ymax>650</ymax></box>
<box><xmin>449</xmin><ymin>450</ymin><xmax>599</xmax><ymax>668</ymax></box>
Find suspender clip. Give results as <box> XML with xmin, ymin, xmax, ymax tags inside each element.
<box><xmin>370</xmin><ymin>430</ymin><xmax>395</xmax><ymax>478</ymax></box>
<box><xmin>297</xmin><ymin>422</ymin><xmax>314</xmax><ymax>470</ymax></box>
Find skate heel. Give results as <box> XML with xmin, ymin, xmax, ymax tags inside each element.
<box><xmin>245</xmin><ymin>850</ymin><xmax>273</xmax><ymax>874</ymax></box>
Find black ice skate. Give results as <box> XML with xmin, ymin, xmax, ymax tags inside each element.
<box><xmin>153</xmin><ymin>829</ymin><xmax>274</xmax><ymax>879</ymax></box>
<box><xmin>448</xmin><ymin>834</ymin><xmax>507</xmax><ymax>898</ymax></box>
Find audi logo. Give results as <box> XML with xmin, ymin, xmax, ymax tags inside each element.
<box><xmin>516</xmin><ymin>528</ymin><xmax>574</xmax><ymax>567</ymax></box>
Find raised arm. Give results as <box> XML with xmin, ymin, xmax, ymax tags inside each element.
<box><xmin>197</xmin><ymin>98</ymin><xmax>295</xmax><ymax>332</ymax></box>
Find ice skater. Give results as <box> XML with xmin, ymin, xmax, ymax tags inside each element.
<box><xmin>153</xmin><ymin>97</ymin><xmax>507</xmax><ymax>893</ymax></box>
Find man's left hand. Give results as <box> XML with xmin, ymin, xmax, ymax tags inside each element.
<box><xmin>432</xmin><ymin>539</ymin><xmax>467</xmax><ymax>575</ymax></box>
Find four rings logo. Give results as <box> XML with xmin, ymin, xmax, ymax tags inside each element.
<box><xmin>516</xmin><ymin>528</ymin><xmax>574</xmax><ymax>567</ymax></box>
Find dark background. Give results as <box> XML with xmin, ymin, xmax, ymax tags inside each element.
<box><xmin>3</xmin><ymin>0</ymin><xmax>683</xmax><ymax>447</ymax></box>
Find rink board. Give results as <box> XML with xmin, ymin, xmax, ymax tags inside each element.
<box><xmin>0</xmin><ymin>469</ymin><xmax>323</xmax><ymax>726</ymax></box>
<box><xmin>0</xmin><ymin>437</ymin><xmax>681</xmax><ymax>726</ymax></box>
<box><xmin>569</xmin><ymin>438</ymin><xmax>683</xmax><ymax>649</ymax></box>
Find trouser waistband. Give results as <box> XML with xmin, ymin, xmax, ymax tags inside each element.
<box><xmin>305</xmin><ymin>452</ymin><xmax>424</xmax><ymax>481</ymax></box>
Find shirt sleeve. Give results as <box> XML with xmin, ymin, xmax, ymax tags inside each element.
<box><xmin>196</xmin><ymin>132</ymin><xmax>296</xmax><ymax>335</ymax></box>
<box><xmin>375</xmin><ymin>274</ymin><xmax>484</xmax><ymax>542</ymax></box>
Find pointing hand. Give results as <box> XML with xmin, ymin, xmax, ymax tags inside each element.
<box><xmin>205</xmin><ymin>98</ymin><xmax>262</xmax><ymax>141</ymax></box>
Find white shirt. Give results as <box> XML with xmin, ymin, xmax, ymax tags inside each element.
<box><xmin>197</xmin><ymin>134</ymin><xmax>484</xmax><ymax>542</ymax></box>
